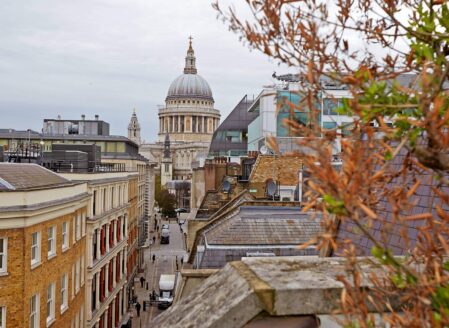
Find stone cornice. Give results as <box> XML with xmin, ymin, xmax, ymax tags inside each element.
<box><xmin>158</xmin><ymin>107</ymin><xmax>220</xmax><ymax>116</ymax></box>
<box><xmin>0</xmin><ymin>193</ymin><xmax>89</xmax><ymax>229</ymax></box>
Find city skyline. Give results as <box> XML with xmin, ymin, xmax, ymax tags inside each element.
<box><xmin>0</xmin><ymin>1</ymin><xmax>285</xmax><ymax>142</ymax></box>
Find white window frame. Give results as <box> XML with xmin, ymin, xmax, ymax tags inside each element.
<box><xmin>0</xmin><ymin>306</ymin><xmax>5</xmax><ymax>328</ymax></box>
<box><xmin>30</xmin><ymin>293</ymin><xmax>39</xmax><ymax>328</ymax></box>
<box><xmin>0</xmin><ymin>237</ymin><xmax>7</xmax><ymax>274</ymax></box>
<box><xmin>79</xmin><ymin>306</ymin><xmax>84</xmax><ymax>328</ymax></box>
<box><xmin>75</xmin><ymin>259</ymin><xmax>80</xmax><ymax>293</ymax></box>
<box><xmin>72</xmin><ymin>218</ymin><xmax>76</xmax><ymax>245</ymax></box>
<box><xmin>75</xmin><ymin>310</ymin><xmax>79</xmax><ymax>328</ymax></box>
<box><xmin>75</xmin><ymin>215</ymin><xmax>81</xmax><ymax>241</ymax></box>
<box><xmin>61</xmin><ymin>273</ymin><xmax>68</xmax><ymax>313</ymax></box>
<box><xmin>81</xmin><ymin>213</ymin><xmax>86</xmax><ymax>237</ymax></box>
<box><xmin>80</xmin><ymin>256</ymin><xmax>85</xmax><ymax>286</ymax></box>
<box><xmin>62</xmin><ymin>222</ymin><xmax>69</xmax><ymax>251</ymax></box>
<box><xmin>47</xmin><ymin>226</ymin><xmax>56</xmax><ymax>259</ymax></box>
<box><xmin>71</xmin><ymin>264</ymin><xmax>75</xmax><ymax>300</ymax></box>
<box><xmin>31</xmin><ymin>232</ymin><xmax>41</xmax><ymax>268</ymax></box>
<box><xmin>46</xmin><ymin>282</ymin><xmax>55</xmax><ymax>326</ymax></box>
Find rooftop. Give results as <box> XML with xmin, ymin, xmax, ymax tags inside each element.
<box><xmin>334</xmin><ymin>145</ymin><xmax>449</xmax><ymax>256</ymax></box>
<box><xmin>205</xmin><ymin>206</ymin><xmax>322</xmax><ymax>246</ymax></box>
<box><xmin>0</xmin><ymin>129</ymin><xmax>133</xmax><ymax>142</ymax></box>
<box><xmin>249</xmin><ymin>154</ymin><xmax>304</xmax><ymax>185</ymax></box>
<box><xmin>153</xmin><ymin>256</ymin><xmax>399</xmax><ymax>328</ymax></box>
<box><xmin>0</xmin><ymin>163</ymin><xmax>73</xmax><ymax>191</ymax></box>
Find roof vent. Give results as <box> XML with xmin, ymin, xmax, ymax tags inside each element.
<box><xmin>267</xmin><ymin>181</ymin><xmax>277</xmax><ymax>199</ymax></box>
<box><xmin>222</xmin><ymin>180</ymin><xmax>231</xmax><ymax>193</ymax></box>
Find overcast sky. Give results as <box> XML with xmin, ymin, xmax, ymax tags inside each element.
<box><xmin>0</xmin><ymin>0</ymin><xmax>285</xmax><ymax>142</ymax></box>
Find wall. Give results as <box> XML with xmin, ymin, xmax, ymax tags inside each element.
<box><xmin>0</xmin><ymin>206</ymin><xmax>87</xmax><ymax>328</ymax></box>
<box><xmin>249</xmin><ymin>155</ymin><xmax>303</xmax><ymax>199</ymax></box>
<box><xmin>190</xmin><ymin>168</ymin><xmax>205</xmax><ymax>210</ymax></box>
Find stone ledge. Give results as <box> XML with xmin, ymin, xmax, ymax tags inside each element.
<box><xmin>152</xmin><ymin>256</ymin><xmax>401</xmax><ymax>328</ymax></box>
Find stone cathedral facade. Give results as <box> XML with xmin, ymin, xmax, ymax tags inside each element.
<box><xmin>134</xmin><ymin>39</ymin><xmax>220</xmax><ymax>185</ymax></box>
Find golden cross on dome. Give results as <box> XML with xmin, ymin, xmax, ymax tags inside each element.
<box><xmin>189</xmin><ymin>35</ymin><xmax>193</xmax><ymax>46</ymax></box>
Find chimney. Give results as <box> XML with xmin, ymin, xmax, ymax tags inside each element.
<box><xmin>95</xmin><ymin>115</ymin><xmax>99</xmax><ymax>121</ymax></box>
<box><xmin>57</xmin><ymin>115</ymin><xmax>61</xmax><ymax>120</ymax></box>
<box><xmin>81</xmin><ymin>114</ymin><xmax>85</xmax><ymax>120</ymax></box>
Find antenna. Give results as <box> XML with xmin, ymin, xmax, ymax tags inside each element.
<box><xmin>267</xmin><ymin>181</ymin><xmax>277</xmax><ymax>199</ymax></box>
<box><xmin>222</xmin><ymin>180</ymin><xmax>231</xmax><ymax>193</ymax></box>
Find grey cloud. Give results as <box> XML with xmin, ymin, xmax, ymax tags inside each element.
<box><xmin>0</xmin><ymin>0</ymin><xmax>282</xmax><ymax>141</ymax></box>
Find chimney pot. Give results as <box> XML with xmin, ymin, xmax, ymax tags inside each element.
<box><xmin>81</xmin><ymin>114</ymin><xmax>85</xmax><ymax>120</ymax></box>
<box><xmin>95</xmin><ymin>115</ymin><xmax>99</xmax><ymax>120</ymax></box>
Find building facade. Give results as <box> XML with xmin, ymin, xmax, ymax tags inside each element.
<box><xmin>59</xmin><ymin>171</ymin><xmax>138</xmax><ymax>328</ymax></box>
<box><xmin>208</xmin><ymin>95</ymin><xmax>257</xmax><ymax>158</ymax></box>
<box><xmin>140</xmin><ymin>39</ymin><xmax>221</xmax><ymax>186</ymax></box>
<box><xmin>0</xmin><ymin>164</ymin><xmax>89</xmax><ymax>328</ymax></box>
<box><xmin>247</xmin><ymin>79</ymin><xmax>353</xmax><ymax>154</ymax></box>
<box><xmin>157</xmin><ymin>39</ymin><xmax>220</xmax><ymax>143</ymax></box>
<box><xmin>0</xmin><ymin>118</ymin><xmax>154</xmax><ymax>248</ymax></box>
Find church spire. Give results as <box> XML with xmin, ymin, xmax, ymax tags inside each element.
<box><xmin>128</xmin><ymin>108</ymin><xmax>141</xmax><ymax>145</ymax></box>
<box><xmin>183</xmin><ymin>36</ymin><xmax>197</xmax><ymax>74</ymax></box>
<box><xmin>164</xmin><ymin>133</ymin><xmax>171</xmax><ymax>158</ymax></box>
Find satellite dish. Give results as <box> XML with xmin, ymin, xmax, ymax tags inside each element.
<box><xmin>222</xmin><ymin>180</ymin><xmax>231</xmax><ymax>193</ymax></box>
<box><xmin>267</xmin><ymin>181</ymin><xmax>277</xmax><ymax>198</ymax></box>
<box><xmin>259</xmin><ymin>145</ymin><xmax>268</xmax><ymax>155</ymax></box>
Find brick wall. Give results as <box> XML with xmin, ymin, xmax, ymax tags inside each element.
<box><xmin>249</xmin><ymin>155</ymin><xmax>303</xmax><ymax>198</ymax></box>
<box><xmin>0</xmin><ymin>207</ymin><xmax>87</xmax><ymax>328</ymax></box>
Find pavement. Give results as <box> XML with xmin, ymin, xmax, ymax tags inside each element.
<box><xmin>130</xmin><ymin>213</ymin><xmax>188</xmax><ymax>327</ymax></box>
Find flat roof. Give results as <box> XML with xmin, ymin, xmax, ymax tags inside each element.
<box><xmin>0</xmin><ymin>163</ymin><xmax>75</xmax><ymax>191</ymax></box>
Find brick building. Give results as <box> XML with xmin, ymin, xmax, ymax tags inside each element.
<box><xmin>0</xmin><ymin>163</ymin><xmax>89</xmax><ymax>328</ymax></box>
<box><xmin>59</xmin><ymin>171</ymin><xmax>138</xmax><ymax>328</ymax></box>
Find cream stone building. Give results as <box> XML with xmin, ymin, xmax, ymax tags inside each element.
<box><xmin>59</xmin><ymin>171</ymin><xmax>138</xmax><ymax>328</ymax></box>
<box><xmin>139</xmin><ymin>39</ymin><xmax>220</xmax><ymax>184</ymax></box>
<box><xmin>0</xmin><ymin>164</ymin><xmax>89</xmax><ymax>328</ymax></box>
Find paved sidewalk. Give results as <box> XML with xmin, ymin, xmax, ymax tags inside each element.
<box><xmin>130</xmin><ymin>215</ymin><xmax>161</xmax><ymax>328</ymax></box>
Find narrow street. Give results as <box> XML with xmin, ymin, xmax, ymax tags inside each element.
<box><xmin>131</xmin><ymin>214</ymin><xmax>187</xmax><ymax>327</ymax></box>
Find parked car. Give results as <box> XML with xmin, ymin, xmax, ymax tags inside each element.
<box><xmin>175</xmin><ymin>208</ymin><xmax>188</xmax><ymax>213</ymax></box>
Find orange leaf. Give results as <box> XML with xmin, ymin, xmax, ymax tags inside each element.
<box><xmin>359</xmin><ymin>202</ymin><xmax>377</xmax><ymax>219</ymax></box>
<box><xmin>401</xmin><ymin>213</ymin><xmax>433</xmax><ymax>221</ymax></box>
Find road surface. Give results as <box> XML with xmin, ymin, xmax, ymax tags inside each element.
<box><xmin>132</xmin><ymin>214</ymin><xmax>187</xmax><ymax>327</ymax></box>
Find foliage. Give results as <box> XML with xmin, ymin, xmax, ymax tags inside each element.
<box><xmin>155</xmin><ymin>189</ymin><xmax>176</xmax><ymax>217</ymax></box>
<box><xmin>214</xmin><ymin>0</ymin><xmax>449</xmax><ymax>326</ymax></box>
<box><xmin>155</xmin><ymin>175</ymin><xmax>176</xmax><ymax>217</ymax></box>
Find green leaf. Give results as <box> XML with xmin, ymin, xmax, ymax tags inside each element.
<box><xmin>391</xmin><ymin>273</ymin><xmax>407</xmax><ymax>289</ymax></box>
<box><xmin>371</xmin><ymin>246</ymin><xmax>384</xmax><ymax>259</ymax></box>
<box><xmin>443</xmin><ymin>261</ymin><xmax>449</xmax><ymax>271</ymax></box>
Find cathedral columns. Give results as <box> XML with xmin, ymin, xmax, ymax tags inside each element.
<box><xmin>155</xmin><ymin>39</ymin><xmax>221</xmax><ymax>143</ymax></box>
